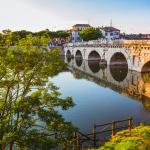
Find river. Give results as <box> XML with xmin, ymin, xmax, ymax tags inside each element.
<box><xmin>50</xmin><ymin>58</ymin><xmax>150</xmax><ymax>134</ymax></box>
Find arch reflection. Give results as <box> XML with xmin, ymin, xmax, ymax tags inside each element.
<box><xmin>75</xmin><ymin>50</ymin><xmax>83</xmax><ymax>59</ymax></box>
<box><xmin>110</xmin><ymin>52</ymin><xmax>128</xmax><ymax>66</ymax></box>
<box><xmin>110</xmin><ymin>52</ymin><xmax>128</xmax><ymax>82</ymax></box>
<box><xmin>110</xmin><ymin>65</ymin><xmax>128</xmax><ymax>82</ymax></box>
<box><xmin>66</xmin><ymin>58</ymin><xmax>150</xmax><ymax>113</ymax></box>
<box><xmin>75</xmin><ymin>58</ymin><xmax>83</xmax><ymax>67</ymax></box>
<box><xmin>66</xmin><ymin>50</ymin><xmax>71</xmax><ymax>57</ymax></box>
<box><xmin>88</xmin><ymin>60</ymin><xmax>100</xmax><ymax>73</ymax></box>
<box><xmin>66</xmin><ymin>57</ymin><xmax>72</xmax><ymax>63</ymax></box>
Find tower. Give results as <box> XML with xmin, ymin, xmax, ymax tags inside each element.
<box><xmin>110</xmin><ymin>19</ymin><xmax>113</xmax><ymax>27</ymax></box>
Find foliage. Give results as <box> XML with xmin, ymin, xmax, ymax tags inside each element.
<box><xmin>34</xmin><ymin>29</ymin><xmax>70</xmax><ymax>39</ymax></box>
<box><xmin>143</xmin><ymin>102</ymin><xmax>150</xmax><ymax>113</ymax></box>
<box><xmin>79</xmin><ymin>27</ymin><xmax>102</xmax><ymax>41</ymax></box>
<box><xmin>142</xmin><ymin>73</ymin><xmax>150</xmax><ymax>83</ymax></box>
<box><xmin>91</xmin><ymin>125</ymin><xmax>150</xmax><ymax>150</ymax></box>
<box><xmin>56</xmin><ymin>31</ymin><xmax>70</xmax><ymax>38</ymax></box>
<box><xmin>0</xmin><ymin>29</ymin><xmax>70</xmax><ymax>46</ymax></box>
<box><xmin>0</xmin><ymin>35</ymin><xmax>76</xmax><ymax>150</ymax></box>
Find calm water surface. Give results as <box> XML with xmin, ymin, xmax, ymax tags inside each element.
<box><xmin>50</xmin><ymin>59</ymin><xmax>150</xmax><ymax>133</ymax></box>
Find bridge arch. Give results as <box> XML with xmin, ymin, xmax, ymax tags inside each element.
<box><xmin>110</xmin><ymin>52</ymin><xmax>128</xmax><ymax>66</ymax></box>
<box><xmin>66</xmin><ymin>57</ymin><xmax>71</xmax><ymax>63</ymax></box>
<box><xmin>66</xmin><ymin>50</ymin><xmax>72</xmax><ymax>57</ymax></box>
<box><xmin>141</xmin><ymin>61</ymin><xmax>150</xmax><ymax>72</ymax></box>
<box><xmin>88</xmin><ymin>60</ymin><xmax>101</xmax><ymax>73</ymax></box>
<box><xmin>109</xmin><ymin>52</ymin><xmax>129</xmax><ymax>82</ymax></box>
<box><xmin>106</xmin><ymin>49</ymin><xmax>132</xmax><ymax>70</ymax></box>
<box><xmin>75</xmin><ymin>59</ymin><xmax>83</xmax><ymax>67</ymax></box>
<box><xmin>75</xmin><ymin>50</ymin><xmax>83</xmax><ymax>59</ymax></box>
<box><xmin>88</xmin><ymin>51</ymin><xmax>101</xmax><ymax>61</ymax></box>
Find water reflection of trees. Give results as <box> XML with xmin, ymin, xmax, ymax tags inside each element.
<box><xmin>0</xmin><ymin>36</ymin><xmax>75</xmax><ymax>150</ymax></box>
<box><xmin>142</xmin><ymin>72</ymin><xmax>150</xmax><ymax>83</ymax></box>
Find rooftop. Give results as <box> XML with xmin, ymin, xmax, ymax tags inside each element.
<box><xmin>73</xmin><ymin>24</ymin><xmax>90</xmax><ymax>27</ymax></box>
<box><xmin>101</xmin><ymin>26</ymin><xmax>120</xmax><ymax>32</ymax></box>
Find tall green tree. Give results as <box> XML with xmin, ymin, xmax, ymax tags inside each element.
<box><xmin>0</xmin><ymin>35</ymin><xmax>75</xmax><ymax>150</ymax></box>
<box><xmin>79</xmin><ymin>27</ymin><xmax>102</xmax><ymax>41</ymax></box>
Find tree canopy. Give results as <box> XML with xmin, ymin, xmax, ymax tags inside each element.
<box><xmin>34</xmin><ymin>30</ymin><xmax>70</xmax><ymax>39</ymax></box>
<box><xmin>0</xmin><ymin>35</ymin><xmax>75</xmax><ymax>150</ymax></box>
<box><xmin>0</xmin><ymin>29</ymin><xmax>70</xmax><ymax>46</ymax></box>
<box><xmin>79</xmin><ymin>27</ymin><xmax>103</xmax><ymax>41</ymax></box>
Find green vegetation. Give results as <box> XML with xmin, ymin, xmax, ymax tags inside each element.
<box><xmin>91</xmin><ymin>125</ymin><xmax>150</xmax><ymax>150</ymax></box>
<box><xmin>142</xmin><ymin>73</ymin><xmax>150</xmax><ymax>83</ymax></box>
<box><xmin>0</xmin><ymin>35</ymin><xmax>75</xmax><ymax>149</ymax></box>
<box><xmin>0</xmin><ymin>29</ymin><xmax>70</xmax><ymax>46</ymax></box>
<box><xmin>143</xmin><ymin>101</ymin><xmax>150</xmax><ymax>113</ymax></box>
<box><xmin>79</xmin><ymin>27</ymin><xmax>103</xmax><ymax>41</ymax></box>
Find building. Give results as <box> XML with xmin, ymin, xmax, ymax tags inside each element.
<box><xmin>101</xmin><ymin>26</ymin><xmax>120</xmax><ymax>41</ymax></box>
<box><xmin>71</xmin><ymin>24</ymin><xmax>90</xmax><ymax>42</ymax></box>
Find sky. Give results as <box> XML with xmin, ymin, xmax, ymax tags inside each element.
<box><xmin>0</xmin><ymin>0</ymin><xmax>150</xmax><ymax>33</ymax></box>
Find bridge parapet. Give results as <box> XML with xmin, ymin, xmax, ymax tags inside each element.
<box><xmin>65</xmin><ymin>40</ymin><xmax>150</xmax><ymax>48</ymax></box>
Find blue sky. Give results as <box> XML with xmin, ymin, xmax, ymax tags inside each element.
<box><xmin>0</xmin><ymin>0</ymin><xmax>150</xmax><ymax>33</ymax></box>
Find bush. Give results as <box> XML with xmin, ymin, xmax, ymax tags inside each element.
<box><xmin>91</xmin><ymin>126</ymin><xmax>150</xmax><ymax>150</ymax></box>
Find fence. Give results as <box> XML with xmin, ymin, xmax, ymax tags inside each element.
<box><xmin>73</xmin><ymin>117</ymin><xmax>133</xmax><ymax>149</ymax></box>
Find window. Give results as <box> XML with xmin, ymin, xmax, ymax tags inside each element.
<box><xmin>77</xmin><ymin>37</ymin><xmax>81</xmax><ymax>41</ymax></box>
<box><xmin>110</xmin><ymin>33</ymin><xmax>113</xmax><ymax>36</ymax></box>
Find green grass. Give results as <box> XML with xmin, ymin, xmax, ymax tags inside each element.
<box><xmin>90</xmin><ymin>125</ymin><xmax>150</xmax><ymax>150</ymax></box>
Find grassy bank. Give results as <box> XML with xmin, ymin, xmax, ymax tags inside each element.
<box><xmin>91</xmin><ymin>125</ymin><xmax>150</xmax><ymax>150</ymax></box>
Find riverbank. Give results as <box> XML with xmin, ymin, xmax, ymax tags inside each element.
<box><xmin>91</xmin><ymin>125</ymin><xmax>150</xmax><ymax>150</ymax></box>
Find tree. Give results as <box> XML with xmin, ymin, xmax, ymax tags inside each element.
<box><xmin>0</xmin><ymin>29</ymin><xmax>70</xmax><ymax>47</ymax></box>
<box><xmin>0</xmin><ymin>30</ymin><xmax>34</xmax><ymax>46</ymax></box>
<box><xmin>79</xmin><ymin>27</ymin><xmax>103</xmax><ymax>41</ymax></box>
<box><xmin>2</xmin><ymin>29</ymin><xmax>12</xmax><ymax>34</ymax></box>
<box><xmin>0</xmin><ymin>35</ymin><xmax>76</xmax><ymax>150</ymax></box>
<box><xmin>56</xmin><ymin>31</ymin><xmax>70</xmax><ymax>38</ymax></box>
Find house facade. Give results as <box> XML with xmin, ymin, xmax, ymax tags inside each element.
<box><xmin>101</xmin><ymin>26</ymin><xmax>120</xmax><ymax>41</ymax></box>
<box><xmin>71</xmin><ymin>24</ymin><xmax>90</xmax><ymax>42</ymax></box>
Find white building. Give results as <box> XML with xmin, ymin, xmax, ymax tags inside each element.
<box><xmin>71</xmin><ymin>24</ymin><xmax>90</xmax><ymax>43</ymax></box>
<box><xmin>101</xmin><ymin>26</ymin><xmax>120</xmax><ymax>41</ymax></box>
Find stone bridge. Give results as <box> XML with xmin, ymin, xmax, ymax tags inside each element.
<box><xmin>64</xmin><ymin>40</ymin><xmax>150</xmax><ymax>72</ymax></box>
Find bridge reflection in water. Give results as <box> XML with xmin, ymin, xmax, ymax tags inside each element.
<box><xmin>65</xmin><ymin>57</ymin><xmax>150</xmax><ymax>113</ymax></box>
